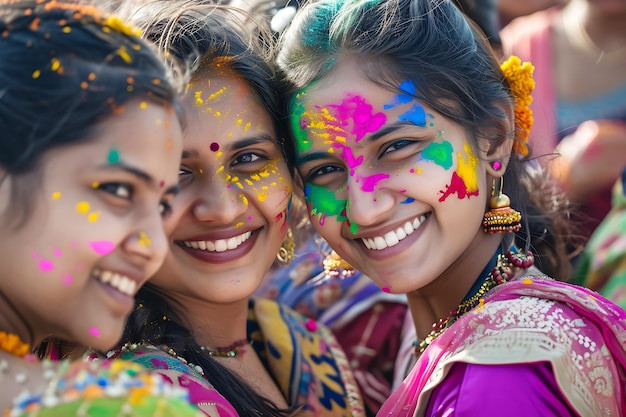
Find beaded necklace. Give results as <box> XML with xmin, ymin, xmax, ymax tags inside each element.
<box><xmin>200</xmin><ymin>339</ymin><xmax>250</xmax><ymax>358</ymax></box>
<box><xmin>414</xmin><ymin>249</ymin><xmax>534</xmax><ymax>355</ymax></box>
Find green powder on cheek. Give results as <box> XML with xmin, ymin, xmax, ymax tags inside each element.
<box><xmin>306</xmin><ymin>183</ymin><xmax>347</xmax><ymax>221</ymax></box>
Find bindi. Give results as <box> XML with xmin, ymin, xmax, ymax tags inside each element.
<box><xmin>210</xmin><ymin>142</ymin><xmax>220</xmax><ymax>152</ymax></box>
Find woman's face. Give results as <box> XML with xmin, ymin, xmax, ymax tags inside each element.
<box><xmin>150</xmin><ymin>73</ymin><xmax>292</xmax><ymax>304</ymax></box>
<box><xmin>0</xmin><ymin>100</ymin><xmax>183</xmax><ymax>351</ymax></box>
<box><xmin>290</xmin><ymin>62</ymin><xmax>494</xmax><ymax>294</ymax></box>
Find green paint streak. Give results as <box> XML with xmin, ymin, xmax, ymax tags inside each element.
<box><xmin>350</xmin><ymin>221</ymin><xmax>358</xmax><ymax>235</ymax></box>
<box><xmin>290</xmin><ymin>92</ymin><xmax>312</xmax><ymax>153</ymax></box>
<box><xmin>305</xmin><ymin>183</ymin><xmax>347</xmax><ymax>221</ymax></box>
<box><xmin>422</xmin><ymin>140</ymin><xmax>453</xmax><ymax>170</ymax></box>
<box><xmin>107</xmin><ymin>147</ymin><xmax>120</xmax><ymax>164</ymax></box>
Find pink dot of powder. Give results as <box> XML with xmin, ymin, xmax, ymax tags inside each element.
<box><xmin>248</xmin><ymin>216</ymin><xmax>252</xmax><ymax>221</ymax></box>
<box><xmin>410</xmin><ymin>168</ymin><xmax>415</xmax><ymax>173</ymax></box>
<box><xmin>53</xmin><ymin>249</ymin><xmax>62</xmax><ymax>257</ymax></box>
<box><xmin>89</xmin><ymin>241</ymin><xmax>116</xmax><ymax>256</ymax></box>
<box><xmin>159</xmin><ymin>180</ymin><xmax>165</xmax><ymax>188</ymax></box>
<box><xmin>38</xmin><ymin>259</ymin><xmax>55</xmax><ymax>272</ymax></box>
<box><xmin>63</xmin><ymin>274</ymin><xmax>73</xmax><ymax>285</ymax></box>
<box><xmin>381</xmin><ymin>287</ymin><xmax>391</xmax><ymax>293</ymax></box>
<box><xmin>89</xmin><ymin>328</ymin><xmax>100</xmax><ymax>337</ymax></box>
<box><xmin>305</xmin><ymin>319</ymin><xmax>318</xmax><ymax>332</ymax></box>
<box><xmin>210</xmin><ymin>142</ymin><xmax>220</xmax><ymax>152</ymax></box>
<box><xmin>32</xmin><ymin>252</ymin><xmax>39</xmax><ymax>259</ymax></box>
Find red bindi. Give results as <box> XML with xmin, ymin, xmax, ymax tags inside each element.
<box><xmin>210</xmin><ymin>142</ymin><xmax>220</xmax><ymax>152</ymax></box>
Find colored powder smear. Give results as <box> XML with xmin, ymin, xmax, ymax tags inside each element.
<box><xmin>38</xmin><ymin>259</ymin><xmax>54</xmax><ymax>272</ymax></box>
<box><xmin>63</xmin><ymin>274</ymin><xmax>73</xmax><ymax>285</ymax></box>
<box><xmin>89</xmin><ymin>241</ymin><xmax>116</xmax><ymax>256</ymax></box>
<box><xmin>384</xmin><ymin>80</ymin><xmax>430</xmax><ymax>127</ymax></box>
<box><xmin>438</xmin><ymin>142</ymin><xmax>480</xmax><ymax>202</ymax></box>
<box><xmin>422</xmin><ymin>140</ymin><xmax>454</xmax><ymax>170</ymax></box>
<box><xmin>305</xmin><ymin>183</ymin><xmax>348</xmax><ymax>222</ymax></box>
<box><xmin>360</xmin><ymin>173</ymin><xmax>389</xmax><ymax>192</ymax></box>
<box><xmin>401</xmin><ymin>197</ymin><xmax>415</xmax><ymax>204</ymax></box>
<box><xmin>76</xmin><ymin>201</ymin><xmax>90</xmax><ymax>214</ymax></box>
<box><xmin>89</xmin><ymin>328</ymin><xmax>100</xmax><ymax>337</ymax></box>
<box><xmin>381</xmin><ymin>287</ymin><xmax>391</xmax><ymax>293</ymax></box>
<box><xmin>51</xmin><ymin>191</ymin><xmax>61</xmax><ymax>200</ymax></box>
<box><xmin>107</xmin><ymin>147</ymin><xmax>120</xmax><ymax>164</ymax></box>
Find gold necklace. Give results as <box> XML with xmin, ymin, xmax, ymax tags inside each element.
<box><xmin>414</xmin><ymin>250</ymin><xmax>534</xmax><ymax>355</ymax></box>
<box><xmin>199</xmin><ymin>339</ymin><xmax>251</xmax><ymax>358</ymax></box>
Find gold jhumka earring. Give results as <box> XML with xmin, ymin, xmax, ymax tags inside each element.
<box><xmin>482</xmin><ymin>174</ymin><xmax>522</xmax><ymax>234</ymax></box>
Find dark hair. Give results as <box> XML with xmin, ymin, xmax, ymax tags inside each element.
<box><xmin>120</xmin><ymin>2</ymin><xmax>298</xmax><ymax>416</ymax></box>
<box><xmin>0</xmin><ymin>0</ymin><xmax>183</xmax><ymax>224</ymax></box>
<box><xmin>124</xmin><ymin>284</ymin><xmax>298</xmax><ymax>417</ymax></box>
<box><xmin>277</xmin><ymin>0</ymin><xmax>575</xmax><ymax>279</ymax></box>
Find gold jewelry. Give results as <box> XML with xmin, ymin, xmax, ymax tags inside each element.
<box><xmin>0</xmin><ymin>331</ymin><xmax>31</xmax><ymax>358</ymax></box>
<box><xmin>323</xmin><ymin>250</ymin><xmax>356</xmax><ymax>279</ymax></box>
<box><xmin>415</xmin><ymin>250</ymin><xmax>534</xmax><ymax>354</ymax></box>
<box><xmin>199</xmin><ymin>339</ymin><xmax>251</xmax><ymax>358</ymax></box>
<box><xmin>482</xmin><ymin>176</ymin><xmax>522</xmax><ymax>234</ymax></box>
<box><xmin>276</xmin><ymin>227</ymin><xmax>296</xmax><ymax>265</ymax></box>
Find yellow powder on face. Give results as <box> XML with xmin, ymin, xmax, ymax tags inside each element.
<box><xmin>51</xmin><ymin>191</ymin><xmax>61</xmax><ymax>200</ymax></box>
<box><xmin>76</xmin><ymin>201</ymin><xmax>90</xmax><ymax>214</ymax></box>
<box><xmin>194</xmin><ymin>91</ymin><xmax>203</xmax><ymax>106</ymax></box>
<box><xmin>456</xmin><ymin>142</ymin><xmax>480</xmax><ymax>194</ymax></box>
<box><xmin>138</xmin><ymin>232</ymin><xmax>152</xmax><ymax>247</ymax></box>
<box><xmin>206</xmin><ymin>87</ymin><xmax>226</xmax><ymax>102</ymax></box>
<box><xmin>240</xmin><ymin>195</ymin><xmax>249</xmax><ymax>206</ymax></box>
<box><xmin>140</xmin><ymin>102</ymin><xmax>147</xmax><ymax>109</ymax></box>
<box><xmin>235</xmin><ymin>221</ymin><xmax>244</xmax><ymax>228</ymax></box>
<box><xmin>87</xmin><ymin>212</ymin><xmax>99</xmax><ymax>222</ymax></box>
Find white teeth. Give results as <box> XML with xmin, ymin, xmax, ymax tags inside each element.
<box><xmin>94</xmin><ymin>269</ymin><xmax>137</xmax><ymax>296</ymax></box>
<box><xmin>182</xmin><ymin>231</ymin><xmax>252</xmax><ymax>253</ymax></box>
<box><xmin>362</xmin><ymin>215</ymin><xmax>427</xmax><ymax>251</ymax></box>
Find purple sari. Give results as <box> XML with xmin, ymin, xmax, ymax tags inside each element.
<box><xmin>378</xmin><ymin>277</ymin><xmax>626</xmax><ymax>416</ymax></box>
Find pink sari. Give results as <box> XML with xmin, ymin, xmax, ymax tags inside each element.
<box><xmin>378</xmin><ymin>276</ymin><xmax>626</xmax><ymax>416</ymax></box>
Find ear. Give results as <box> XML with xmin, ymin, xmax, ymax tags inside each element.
<box><xmin>480</xmin><ymin>103</ymin><xmax>515</xmax><ymax>178</ymax></box>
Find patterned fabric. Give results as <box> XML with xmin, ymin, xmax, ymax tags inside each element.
<box><xmin>111</xmin><ymin>345</ymin><xmax>237</xmax><ymax>417</ymax></box>
<box><xmin>248</xmin><ymin>298</ymin><xmax>365</xmax><ymax>417</ymax></box>
<box><xmin>111</xmin><ymin>298</ymin><xmax>365</xmax><ymax>417</ymax></box>
<box><xmin>258</xmin><ymin>236</ymin><xmax>408</xmax><ymax>416</ymax></box>
<box><xmin>378</xmin><ymin>276</ymin><xmax>626</xmax><ymax>417</ymax></box>
<box><xmin>574</xmin><ymin>171</ymin><xmax>626</xmax><ymax>309</ymax></box>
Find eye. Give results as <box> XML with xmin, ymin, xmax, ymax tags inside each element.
<box><xmin>98</xmin><ymin>183</ymin><xmax>133</xmax><ymax>199</ymax></box>
<box><xmin>233</xmin><ymin>152</ymin><xmax>262</xmax><ymax>166</ymax></box>
<box><xmin>382</xmin><ymin>139</ymin><xmax>414</xmax><ymax>155</ymax></box>
<box><xmin>179</xmin><ymin>167</ymin><xmax>192</xmax><ymax>176</ymax></box>
<box><xmin>159</xmin><ymin>200</ymin><xmax>173</xmax><ymax>217</ymax></box>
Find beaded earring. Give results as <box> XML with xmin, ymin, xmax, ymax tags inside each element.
<box><xmin>276</xmin><ymin>227</ymin><xmax>296</xmax><ymax>265</ymax></box>
<box><xmin>482</xmin><ymin>174</ymin><xmax>522</xmax><ymax>234</ymax></box>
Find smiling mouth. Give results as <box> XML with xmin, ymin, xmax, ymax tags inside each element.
<box><xmin>361</xmin><ymin>214</ymin><xmax>428</xmax><ymax>250</ymax></box>
<box><xmin>181</xmin><ymin>231</ymin><xmax>253</xmax><ymax>253</ymax></box>
<box><xmin>93</xmin><ymin>269</ymin><xmax>137</xmax><ymax>296</ymax></box>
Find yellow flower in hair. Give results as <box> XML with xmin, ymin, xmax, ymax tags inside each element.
<box><xmin>103</xmin><ymin>16</ymin><xmax>142</xmax><ymax>37</ymax></box>
<box><xmin>500</xmin><ymin>56</ymin><xmax>535</xmax><ymax>157</ymax></box>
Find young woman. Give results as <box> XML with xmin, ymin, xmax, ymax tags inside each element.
<box><xmin>276</xmin><ymin>0</ymin><xmax>626</xmax><ymax>415</ymax></box>
<box><xmin>111</xmin><ymin>2</ymin><xmax>363</xmax><ymax>416</ymax></box>
<box><xmin>0</xmin><ymin>1</ymin><xmax>201</xmax><ymax>415</ymax></box>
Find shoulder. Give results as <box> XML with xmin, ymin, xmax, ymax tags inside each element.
<box><xmin>10</xmin><ymin>359</ymin><xmax>203</xmax><ymax>417</ymax></box>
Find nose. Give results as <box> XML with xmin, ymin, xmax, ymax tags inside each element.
<box><xmin>345</xmin><ymin>174</ymin><xmax>395</xmax><ymax>227</ymax></box>
<box><xmin>190</xmin><ymin>182</ymin><xmax>248</xmax><ymax>224</ymax></box>
<box><xmin>122</xmin><ymin>210</ymin><xmax>169</xmax><ymax>277</ymax></box>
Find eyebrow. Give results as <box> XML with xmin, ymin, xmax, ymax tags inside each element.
<box><xmin>182</xmin><ymin>134</ymin><xmax>278</xmax><ymax>159</ymax></box>
<box><xmin>296</xmin><ymin>151</ymin><xmax>334</xmax><ymax>166</ymax></box>
<box><xmin>368</xmin><ymin>121</ymin><xmax>428</xmax><ymax>142</ymax></box>
<box><xmin>100</xmin><ymin>163</ymin><xmax>178</xmax><ymax>195</ymax></box>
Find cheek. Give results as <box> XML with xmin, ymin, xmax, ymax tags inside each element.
<box><xmin>304</xmin><ymin>183</ymin><xmax>348</xmax><ymax>227</ymax></box>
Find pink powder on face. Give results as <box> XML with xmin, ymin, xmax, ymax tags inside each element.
<box><xmin>360</xmin><ymin>173</ymin><xmax>390</xmax><ymax>192</ymax></box>
<box><xmin>38</xmin><ymin>259</ymin><xmax>55</xmax><ymax>272</ymax></box>
<box><xmin>381</xmin><ymin>287</ymin><xmax>391</xmax><ymax>293</ymax></box>
<box><xmin>89</xmin><ymin>241</ymin><xmax>116</xmax><ymax>256</ymax></box>
<box><xmin>63</xmin><ymin>274</ymin><xmax>73</xmax><ymax>285</ymax></box>
<box><xmin>53</xmin><ymin>249</ymin><xmax>62</xmax><ymax>257</ymax></box>
<box><xmin>89</xmin><ymin>328</ymin><xmax>100</xmax><ymax>337</ymax></box>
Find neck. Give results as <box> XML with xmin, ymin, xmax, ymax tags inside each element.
<box><xmin>406</xmin><ymin>233</ymin><xmax>503</xmax><ymax>340</ymax></box>
<box><xmin>167</xmin><ymin>292</ymin><xmax>250</xmax><ymax>349</ymax></box>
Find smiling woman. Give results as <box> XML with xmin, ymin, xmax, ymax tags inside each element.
<box><xmin>277</xmin><ymin>0</ymin><xmax>626</xmax><ymax>415</ymax></box>
<box><xmin>0</xmin><ymin>1</ymin><xmax>203</xmax><ymax>416</ymax></box>
<box><xmin>108</xmin><ymin>1</ymin><xmax>364</xmax><ymax>416</ymax></box>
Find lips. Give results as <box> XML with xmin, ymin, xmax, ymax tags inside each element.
<box><xmin>176</xmin><ymin>229</ymin><xmax>259</xmax><ymax>264</ymax></box>
<box><xmin>361</xmin><ymin>215</ymin><xmax>428</xmax><ymax>250</ymax></box>
<box><xmin>181</xmin><ymin>231</ymin><xmax>252</xmax><ymax>252</ymax></box>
